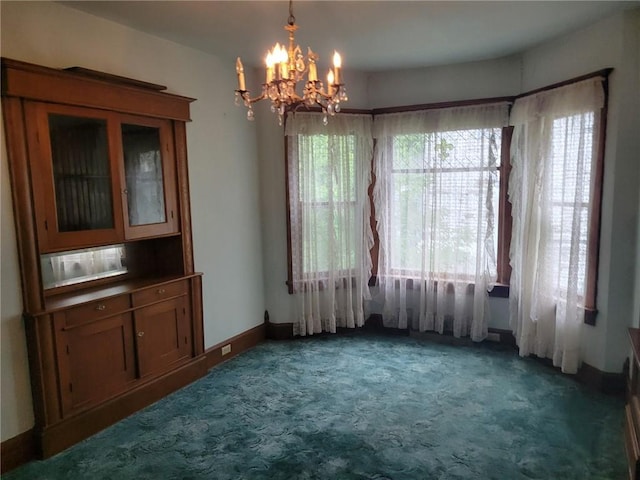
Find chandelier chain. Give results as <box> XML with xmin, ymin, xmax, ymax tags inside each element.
<box><xmin>288</xmin><ymin>0</ymin><xmax>295</xmax><ymax>26</ymax></box>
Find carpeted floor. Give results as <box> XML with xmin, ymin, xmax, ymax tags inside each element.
<box><xmin>4</xmin><ymin>333</ymin><xmax>626</xmax><ymax>479</ymax></box>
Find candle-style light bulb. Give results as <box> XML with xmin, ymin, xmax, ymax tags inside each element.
<box><xmin>333</xmin><ymin>51</ymin><xmax>341</xmax><ymax>84</ymax></box>
<box><xmin>327</xmin><ymin>70</ymin><xmax>335</xmax><ymax>95</ymax></box>
<box><xmin>280</xmin><ymin>46</ymin><xmax>289</xmax><ymax>80</ymax></box>
<box><xmin>308</xmin><ymin>47</ymin><xmax>318</xmax><ymax>82</ymax></box>
<box><xmin>236</xmin><ymin>57</ymin><xmax>246</xmax><ymax>91</ymax></box>
<box><xmin>266</xmin><ymin>52</ymin><xmax>274</xmax><ymax>83</ymax></box>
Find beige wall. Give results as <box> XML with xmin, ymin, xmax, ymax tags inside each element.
<box><xmin>0</xmin><ymin>1</ymin><xmax>265</xmax><ymax>441</ymax></box>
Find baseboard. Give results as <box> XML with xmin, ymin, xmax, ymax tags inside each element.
<box><xmin>487</xmin><ymin>328</ymin><xmax>517</xmax><ymax>347</ymax></box>
<box><xmin>364</xmin><ymin>315</ymin><xmax>516</xmax><ymax>346</ymax></box>
<box><xmin>577</xmin><ymin>361</ymin><xmax>626</xmax><ymax>395</ymax></box>
<box><xmin>204</xmin><ymin>323</ymin><xmax>266</xmax><ymax>369</ymax></box>
<box><xmin>266</xmin><ymin>321</ymin><xmax>294</xmax><ymax>340</ymax></box>
<box><xmin>1</xmin><ymin>429</ymin><xmax>37</xmax><ymax>474</ymax></box>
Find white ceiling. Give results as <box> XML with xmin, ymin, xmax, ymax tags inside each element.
<box><xmin>60</xmin><ymin>1</ymin><xmax>635</xmax><ymax>72</ymax></box>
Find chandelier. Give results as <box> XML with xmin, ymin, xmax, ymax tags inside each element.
<box><xmin>234</xmin><ymin>0</ymin><xmax>348</xmax><ymax>125</ymax></box>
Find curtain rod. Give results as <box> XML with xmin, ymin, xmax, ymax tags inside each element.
<box><xmin>371</xmin><ymin>96</ymin><xmax>515</xmax><ymax>116</ymax></box>
<box><xmin>514</xmin><ymin>68</ymin><xmax>613</xmax><ymax>100</ymax></box>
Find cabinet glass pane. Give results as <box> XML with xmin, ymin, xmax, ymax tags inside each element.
<box><xmin>122</xmin><ymin>124</ymin><xmax>166</xmax><ymax>226</ymax></box>
<box><xmin>49</xmin><ymin>114</ymin><xmax>114</xmax><ymax>232</ymax></box>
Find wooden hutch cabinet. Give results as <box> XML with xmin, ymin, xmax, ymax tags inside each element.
<box><xmin>626</xmin><ymin>328</ymin><xmax>640</xmax><ymax>480</ymax></box>
<box><xmin>1</xmin><ymin>58</ymin><xmax>206</xmax><ymax>457</ymax></box>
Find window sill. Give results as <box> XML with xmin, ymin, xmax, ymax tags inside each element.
<box><xmin>584</xmin><ymin>307</ymin><xmax>597</xmax><ymax>326</ymax></box>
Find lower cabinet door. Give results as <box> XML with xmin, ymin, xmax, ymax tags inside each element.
<box><xmin>134</xmin><ymin>296</ymin><xmax>191</xmax><ymax>378</ymax></box>
<box><xmin>58</xmin><ymin>312</ymin><xmax>136</xmax><ymax>413</ymax></box>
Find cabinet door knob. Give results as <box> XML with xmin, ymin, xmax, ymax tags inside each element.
<box><xmin>137</xmin><ymin>331</ymin><xmax>145</xmax><ymax>337</ymax></box>
<box><xmin>157</xmin><ymin>288</ymin><xmax>166</xmax><ymax>294</ymax></box>
<box><xmin>96</xmin><ymin>304</ymin><xmax>107</xmax><ymax>311</ymax></box>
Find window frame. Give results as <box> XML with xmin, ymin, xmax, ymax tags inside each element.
<box><xmin>285</xmin><ymin>109</ymin><xmax>372</xmax><ymax>294</ymax></box>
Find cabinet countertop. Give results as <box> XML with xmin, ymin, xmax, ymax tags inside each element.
<box><xmin>37</xmin><ymin>273</ymin><xmax>202</xmax><ymax>314</ymax></box>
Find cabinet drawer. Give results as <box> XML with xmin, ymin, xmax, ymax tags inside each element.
<box><xmin>65</xmin><ymin>295</ymin><xmax>130</xmax><ymax>327</ymax></box>
<box><xmin>132</xmin><ymin>280</ymin><xmax>188</xmax><ymax>307</ymax></box>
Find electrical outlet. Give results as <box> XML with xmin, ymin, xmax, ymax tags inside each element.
<box><xmin>221</xmin><ymin>344</ymin><xmax>232</xmax><ymax>356</ymax></box>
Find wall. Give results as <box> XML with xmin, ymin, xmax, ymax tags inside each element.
<box><xmin>0</xmin><ymin>1</ymin><xmax>265</xmax><ymax>441</ymax></box>
<box><xmin>367</xmin><ymin>54</ymin><xmax>522</xmax><ymax>109</ymax></box>
<box><xmin>521</xmin><ymin>9</ymin><xmax>640</xmax><ymax>372</ymax></box>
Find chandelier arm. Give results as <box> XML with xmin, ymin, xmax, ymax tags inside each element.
<box><xmin>236</xmin><ymin>90</ymin><xmax>266</xmax><ymax>104</ymax></box>
<box><xmin>313</xmin><ymin>86</ymin><xmax>343</xmax><ymax>101</ymax></box>
<box><xmin>285</xmin><ymin>91</ymin><xmax>304</xmax><ymax>102</ymax></box>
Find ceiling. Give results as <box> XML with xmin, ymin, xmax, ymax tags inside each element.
<box><xmin>60</xmin><ymin>1</ymin><xmax>635</xmax><ymax>72</ymax></box>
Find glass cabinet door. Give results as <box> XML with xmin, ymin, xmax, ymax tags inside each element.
<box><xmin>25</xmin><ymin>103</ymin><xmax>125</xmax><ymax>252</ymax></box>
<box><xmin>49</xmin><ymin>114</ymin><xmax>114</xmax><ymax>232</ymax></box>
<box><xmin>119</xmin><ymin>116</ymin><xmax>178</xmax><ymax>239</ymax></box>
<box><xmin>122</xmin><ymin>123</ymin><xmax>166</xmax><ymax>226</ymax></box>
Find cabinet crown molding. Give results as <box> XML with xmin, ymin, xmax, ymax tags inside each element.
<box><xmin>1</xmin><ymin>57</ymin><xmax>195</xmax><ymax>121</ymax></box>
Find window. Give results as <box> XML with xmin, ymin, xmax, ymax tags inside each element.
<box><xmin>384</xmin><ymin>128</ymin><xmax>501</xmax><ymax>280</ymax></box>
<box><xmin>372</xmin><ymin>103</ymin><xmax>509</xmax><ymax>338</ymax></box>
<box><xmin>509</xmin><ymin>77</ymin><xmax>606</xmax><ymax>320</ymax></box>
<box><xmin>509</xmin><ymin>76</ymin><xmax>606</xmax><ymax>372</ymax></box>
<box><xmin>285</xmin><ymin>112</ymin><xmax>373</xmax><ymax>335</ymax></box>
<box><xmin>549</xmin><ymin>112</ymin><xmax>596</xmax><ymax>300</ymax></box>
<box><xmin>290</xmin><ymin>133</ymin><xmax>357</xmax><ymax>277</ymax></box>
<box><xmin>284</xmin><ymin>71</ymin><xmax>608</xmax><ymax>340</ymax></box>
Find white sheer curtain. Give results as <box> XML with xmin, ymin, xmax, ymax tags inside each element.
<box><xmin>286</xmin><ymin>112</ymin><xmax>373</xmax><ymax>336</ymax></box>
<box><xmin>373</xmin><ymin>103</ymin><xmax>509</xmax><ymax>341</ymax></box>
<box><xmin>509</xmin><ymin>78</ymin><xmax>604</xmax><ymax>374</ymax></box>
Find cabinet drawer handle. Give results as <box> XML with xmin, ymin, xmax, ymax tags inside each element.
<box><xmin>157</xmin><ymin>288</ymin><xmax>166</xmax><ymax>294</ymax></box>
<box><xmin>95</xmin><ymin>304</ymin><xmax>107</xmax><ymax>311</ymax></box>
<box><xmin>137</xmin><ymin>331</ymin><xmax>145</xmax><ymax>337</ymax></box>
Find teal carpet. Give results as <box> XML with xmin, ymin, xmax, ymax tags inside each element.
<box><xmin>5</xmin><ymin>334</ymin><xmax>625</xmax><ymax>479</ymax></box>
